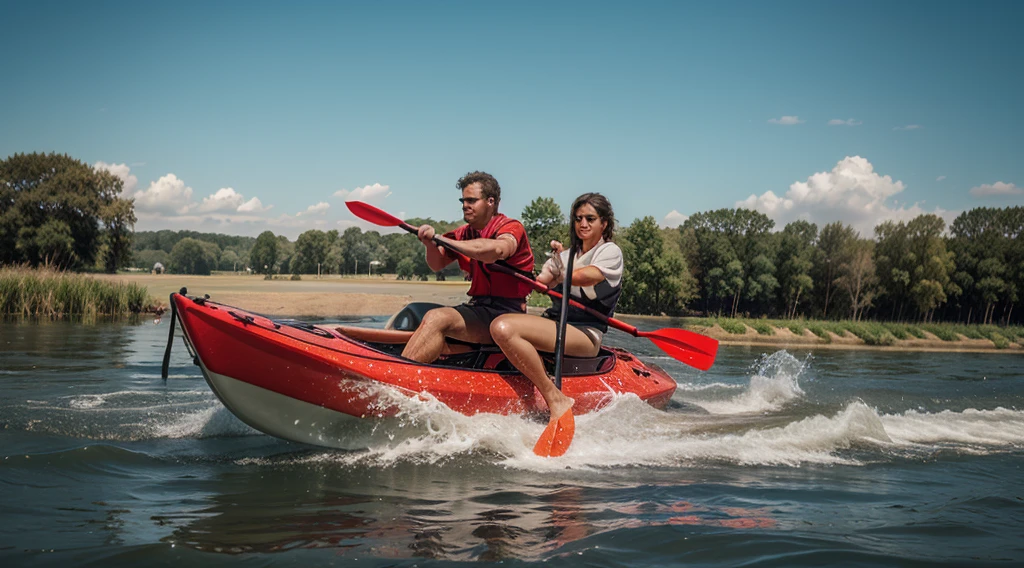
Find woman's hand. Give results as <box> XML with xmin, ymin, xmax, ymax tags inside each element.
<box><xmin>547</xmin><ymin>240</ymin><xmax>565</xmax><ymax>279</ymax></box>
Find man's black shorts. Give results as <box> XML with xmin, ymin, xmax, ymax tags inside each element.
<box><xmin>453</xmin><ymin>296</ymin><xmax>527</xmax><ymax>334</ymax></box>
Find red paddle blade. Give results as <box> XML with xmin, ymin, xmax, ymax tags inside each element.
<box><xmin>640</xmin><ymin>328</ymin><xmax>719</xmax><ymax>371</ymax></box>
<box><xmin>533</xmin><ymin>409</ymin><xmax>575</xmax><ymax>457</ymax></box>
<box><xmin>346</xmin><ymin>200</ymin><xmax>405</xmax><ymax>227</ymax></box>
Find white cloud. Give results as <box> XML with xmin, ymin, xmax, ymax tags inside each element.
<box><xmin>197</xmin><ymin>187</ymin><xmax>245</xmax><ymax>213</ymax></box>
<box><xmin>768</xmin><ymin>116</ymin><xmax>804</xmax><ymax>125</ymax></box>
<box><xmin>298</xmin><ymin>202</ymin><xmax>330</xmax><ymax>216</ymax></box>
<box><xmin>333</xmin><ymin>182</ymin><xmax>392</xmax><ymax>201</ymax></box>
<box><xmin>93</xmin><ymin>161</ymin><xmax>138</xmax><ymax>193</ymax></box>
<box><xmin>893</xmin><ymin>124</ymin><xmax>922</xmax><ymax>131</ymax></box>
<box><xmin>237</xmin><ymin>196</ymin><xmax>272</xmax><ymax>213</ymax></box>
<box><xmin>737</xmin><ymin>156</ymin><xmax>953</xmax><ymax>236</ymax></box>
<box><xmin>936</xmin><ymin>175</ymin><xmax>946</xmax><ymax>182</ymax></box>
<box><xmin>662</xmin><ymin>210</ymin><xmax>689</xmax><ymax>228</ymax></box>
<box><xmin>133</xmin><ymin>173</ymin><xmax>194</xmax><ymax>214</ymax></box>
<box><xmin>969</xmin><ymin>182</ymin><xmax>1022</xmax><ymax>198</ymax></box>
<box><xmin>827</xmin><ymin>118</ymin><xmax>862</xmax><ymax>126</ymax></box>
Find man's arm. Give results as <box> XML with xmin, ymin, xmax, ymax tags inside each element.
<box><xmin>416</xmin><ymin>224</ymin><xmax>455</xmax><ymax>272</ymax></box>
<box><xmin>434</xmin><ymin>233</ymin><xmax>517</xmax><ymax>264</ymax></box>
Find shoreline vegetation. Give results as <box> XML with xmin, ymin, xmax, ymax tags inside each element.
<box><xmin>684</xmin><ymin>316</ymin><xmax>1023</xmax><ymax>353</ymax></box>
<box><xmin>2</xmin><ymin>269</ymin><xmax>1018</xmax><ymax>354</ymax></box>
<box><xmin>1</xmin><ymin>266</ymin><xmax>157</xmax><ymax>318</ymax></box>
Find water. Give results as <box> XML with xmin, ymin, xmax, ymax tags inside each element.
<box><xmin>2</xmin><ymin>317</ymin><xmax>1023</xmax><ymax>566</ymax></box>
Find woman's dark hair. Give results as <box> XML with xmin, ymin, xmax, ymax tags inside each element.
<box><xmin>457</xmin><ymin>171</ymin><xmax>501</xmax><ymax>207</ymax></box>
<box><xmin>570</xmin><ymin>192</ymin><xmax>615</xmax><ymax>249</ymax></box>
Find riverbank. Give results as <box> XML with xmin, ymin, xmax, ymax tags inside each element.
<box><xmin>692</xmin><ymin>322</ymin><xmax>1023</xmax><ymax>354</ymax></box>
<box><xmin>90</xmin><ymin>272</ymin><xmax>1024</xmax><ymax>354</ymax></box>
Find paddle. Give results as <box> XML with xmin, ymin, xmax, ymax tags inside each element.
<box><xmin>532</xmin><ymin>241</ymin><xmax>577</xmax><ymax>457</ymax></box>
<box><xmin>346</xmin><ymin>200</ymin><xmax>719</xmax><ymax>371</ymax></box>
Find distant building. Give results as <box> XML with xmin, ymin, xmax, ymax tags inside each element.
<box><xmin>153</xmin><ymin>262</ymin><xmax>165</xmax><ymax>274</ymax></box>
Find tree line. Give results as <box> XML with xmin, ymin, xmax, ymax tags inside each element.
<box><xmin>4</xmin><ymin>152</ymin><xmax>1020</xmax><ymax>325</ymax></box>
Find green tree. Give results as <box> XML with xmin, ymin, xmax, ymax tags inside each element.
<box><xmin>0</xmin><ymin>152</ymin><xmax>133</xmax><ymax>270</ymax></box>
<box><xmin>100</xmin><ymin>197</ymin><xmax>136</xmax><ymax>273</ymax></box>
<box><xmin>293</xmin><ymin>229</ymin><xmax>330</xmax><ymax>274</ymax></box>
<box><xmin>249</xmin><ymin>231</ymin><xmax>279</xmax><ymax>275</ymax></box>
<box><xmin>814</xmin><ymin>222</ymin><xmax>856</xmax><ymax>318</ymax></box>
<box><xmin>395</xmin><ymin>257</ymin><xmax>415</xmax><ymax>280</ymax></box>
<box><xmin>169</xmin><ymin>238</ymin><xmax>216</xmax><ymax>275</ymax></box>
<box><xmin>521</xmin><ymin>197</ymin><xmax>568</xmax><ymax>271</ymax></box>
<box><xmin>777</xmin><ymin>221</ymin><xmax>818</xmax><ymax>319</ymax></box>
<box><xmin>619</xmin><ymin>216</ymin><xmax>696</xmax><ymax>315</ymax></box>
<box><xmin>835</xmin><ymin>238</ymin><xmax>877</xmax><ymax>321</ymax></box>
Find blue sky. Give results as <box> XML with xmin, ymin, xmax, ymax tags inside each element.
<box><xmin>2</xmin><ymin>0</ymin><xmax>1021</xmax><ymax>239</ymax></box>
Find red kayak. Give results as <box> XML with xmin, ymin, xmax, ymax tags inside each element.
<box><xmin>163</xmin><ymin>291</ymin><xmax>677</xmax><ymax>448</ymax></box>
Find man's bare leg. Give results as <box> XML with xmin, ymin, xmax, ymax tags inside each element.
<box><xmin>401</xmin><ymin>307</ymin><xmax>492</xmax><ymax>363</ymax></box>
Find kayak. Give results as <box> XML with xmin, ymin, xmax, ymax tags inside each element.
<box><xmin>164</xmin><ymin>290</ymin><xmax>678</xmax><ymax>448</ymax></box>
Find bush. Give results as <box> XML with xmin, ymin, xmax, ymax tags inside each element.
<box><xmin>718</xmin><ymin>319</ymin><xmax>747</xmax><ymax>334</ymax></box>
<box><xmin>749</xmin><ymin>320</ymin><xmax>775</xmax><ymax>335</ymax></box>
<box><xmin>989</xmin><ymin>332</ymin><xmax>1010</xmax><ymax>349</ymax></box>
<box><xmin>806</xmin><ymin>323</ymin><xmax>831</xmax><ymax>343</ymax></box>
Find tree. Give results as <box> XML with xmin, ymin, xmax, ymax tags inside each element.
<box><xmin>835</xmin><ymin>238</ymin><xmax>877</xmax><ymax>321</ymax></box>
<box><xmin>250</xmin><ymin>231</ymin><xmax>279</xmax><ymax>275</ymax></box>
<box><xmin>395</xmin><ymin>257</ymin><xmax>415</xmax><ymax>280</ymax></box>
<box><xmin>814</xmin><ymin>222</ymin><xmax>856</xmax><ymax>318</ymax></box>
<box><xmin>619</xmin><ymin>216</ymin><xmax>696</xmax><ymax>315</ymax></box>
<box><xmin>169</xmin><ymin>238</ymin><xmax>216</xmax><ymax>275</ymax></box>
<box><xmin>684</xmin><ymin>208</ymin><xmax>775</xmax><ymax>316</ymax></box>
<box><xmin>774</xmin><ymin>221</ymin><xmax>818</xmax><ymax>319</ymax></box>
<box><xmin>521</xmin><ymin>197</ymin><xmax>568</xmax><ymax>271</ymax></box>
<box><xmin>0</xmin><ymin>152</ymin><xmax>134</xmax><ymax>270</ymax></box>
<box><xmin>100</xmin><ymin>197</ymin><xmax>136</xmax><ymax>273</ymax></box>
<box><xmin>293</xmin><ymin>229</ymin><xmax>330</xmax><ymax>274</ymax></box>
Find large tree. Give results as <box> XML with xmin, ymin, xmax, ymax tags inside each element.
<box><xmin>169</xmin><ymin>238</ymin><xmax>217</xmax><ymax>275</ymax></box>
<box><xmin>0</xmin><ymin>152</ymin><xmax>135</xmax><ymax>271</ymax></box>
<box><xmin>619</xmin><ymin>216</ymin><xmax>696</xmax><ymax>315</ymax></box>
<box><xmin>814</xmin><ymin>222</ymin><xmax>857</xmax><ymax>318</ymax></box>
<box><xmin>249</xmin><ymin>231</ymin><xmax>279</xmax><ymax>275</ymax></box>
<box><xmin>521</xmin><ymin>197</ymin><xmax>568</xmax><ymax>272</ymax></box>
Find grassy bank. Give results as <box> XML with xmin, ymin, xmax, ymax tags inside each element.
<box><xmin>687</xmin><ymin>316</ymin><xmax>1024</xmax><ymax>349</ymax></box>
<box><xmin>0</xmin><ymin>267</ymin><xmax>156</xmax><ymax>318</ymax></box>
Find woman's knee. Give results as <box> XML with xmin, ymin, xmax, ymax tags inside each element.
<box><xmin>489</xmin><ymin>315</ymin><xmax>516</xmax><ymax>345</ymax></box>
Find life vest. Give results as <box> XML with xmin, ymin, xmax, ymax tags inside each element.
<box><xmin>446</xmin><ymin>214</ymin><xmax>535</xmax><ymax>300</ymax></box>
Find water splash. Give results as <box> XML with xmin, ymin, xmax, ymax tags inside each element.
<box><xmin>688</xmin><ymin>350</ymin><xmax>808</xmax><ymax>414</ymax></box>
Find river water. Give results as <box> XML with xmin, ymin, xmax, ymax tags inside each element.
<box><xmin>2</xmin><ymin>316</ymin><xmax>1022</xmax><ymax>566</ymax></box>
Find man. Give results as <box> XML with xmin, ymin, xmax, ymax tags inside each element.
<box><xmin>402</xmin><ymin>171</ymin><xmax>534</xmax><ymax>363</ymax></box>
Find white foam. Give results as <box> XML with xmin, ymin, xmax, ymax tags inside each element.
<box><xmin>882</xmin><ymin>407</ymin><xmax>1024</xmax><ymax>447</ymax></box>
<box><xmin>688</xmin><ymin>350</ymin><xmax>807</xmax><ymax>414</ymax></box>
<box><xmin>241</xmin><ymin>389</ymin><xmax>1024</xmax><ymax>471</ymax></box>
<box><xmin>153</xmin><ymin>406</ymin><xmax>259</xmax><ymax>439</ymax></box>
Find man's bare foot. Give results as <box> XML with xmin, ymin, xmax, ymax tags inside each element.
<box><xmin>548</xmin><ymin>392</ymin><xmax>575</xmax><ymax>424</ymax></box>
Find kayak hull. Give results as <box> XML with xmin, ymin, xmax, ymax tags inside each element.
<box><xmin>171</xmin><ymin>293</ymin><xmax>677</xmax><ymax>447</ymax></box>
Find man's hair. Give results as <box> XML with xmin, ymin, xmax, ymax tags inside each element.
<box><xmin>571</xmin><ymin>192</ymin><xmax>616</xmax><ymax>246</ymax></box>
<box><xmin>457</xmin><ymin>171</ymin><xmax>501</xmax><ymax>207</ymax></box>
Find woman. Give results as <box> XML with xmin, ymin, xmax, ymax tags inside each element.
<box><xmin>489</xmin><ymin>193</ymin><xmax>623</xmax><ymax>427</ymax></box>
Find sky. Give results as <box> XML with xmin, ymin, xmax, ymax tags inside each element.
<box><xmin>2</xmin><ymin>0</ymin><xmax>1022</xmax><ymax>239</ymax></box>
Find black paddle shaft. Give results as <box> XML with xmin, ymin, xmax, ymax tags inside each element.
<box><xmin>552</xmin><ymin>245</ymin><xmax>576</xmax><ymax>390</ymax></box>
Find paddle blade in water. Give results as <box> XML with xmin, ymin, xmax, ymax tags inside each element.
<box><xmin>346</xmin><ymin>201</ymin><xmax>405</xmax><ymax>227</ymax></box>
<box><xmin>533</xmin><ymin>409</ymin><xmax>575</xmax><ymax>457</ymax></box>
<box><xmin>640</xmin><ymin>328</ymin><xmax>719</xmax><ymax>371</ymax></box>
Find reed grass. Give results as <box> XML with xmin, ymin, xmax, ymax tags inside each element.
<box><xmin>0</xmin><ymin>266</ymin><xmax>155</xmax><ymax>318</ymax></box>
